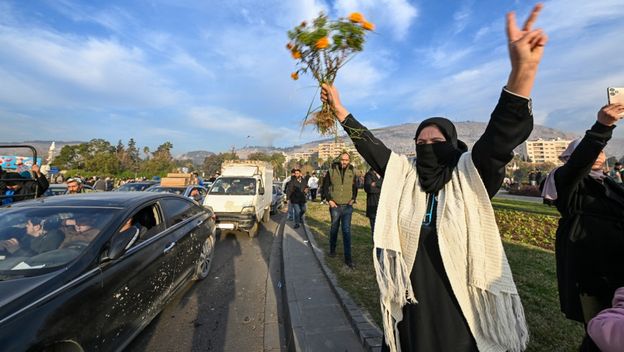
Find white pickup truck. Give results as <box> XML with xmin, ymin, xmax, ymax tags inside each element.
<box><xmin>203</xmin><ymin>161</ymin><xmax>273</xmax><ymax>237</ymax></box>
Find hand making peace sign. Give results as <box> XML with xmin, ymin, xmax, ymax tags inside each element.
<box><xmin>505</xmin><ymin>4</ymin><xmax>548</xmax><ymax>97</ymax></box>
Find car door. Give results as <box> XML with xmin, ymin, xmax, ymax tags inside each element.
<box><xmin>159</xmin><ymin>197</ymin><xmax>206</xmax><ymax>292</ymax></box>
<box><xmin>94</xmin><ymin>201</ymin><xmax>179</xmax><ymax>350</ymax></box>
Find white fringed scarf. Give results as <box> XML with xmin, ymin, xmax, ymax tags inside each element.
<box><xmin>373</xmin><ymin>152</ymin><xmax>528</xmax><ymax>352</ymax></box>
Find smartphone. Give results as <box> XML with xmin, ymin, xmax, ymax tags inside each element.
<box><xmin>607</xmin><ymin>87</ymin><xmax>624</xmax><ymax>104</ymax></box>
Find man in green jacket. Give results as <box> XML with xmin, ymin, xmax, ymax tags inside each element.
<box><xmin>321</xmin><ymin>152</ymin><xmax>358</xmax><ymax>268</ymax></box>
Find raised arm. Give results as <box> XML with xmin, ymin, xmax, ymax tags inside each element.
<box><xmin>320</xmin><ymin>84</ymin><xmax>392</xmax><ymax>176</ymax></box>
<box><xmin>472</xmin><ymin>3</ymin><xmax>548</xmax><ymax>197</ymax></box>
<box><xmin>554</xmin><ymin>104</ymin><xmax>624</xmax><ymax>207</ymax></box>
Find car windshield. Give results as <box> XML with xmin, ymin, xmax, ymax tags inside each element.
<box><xmin>117</xmin><ymin>183</ymin><xmax>152</xmax><ymax>192</ymax></box>
<box><xmin>209</xmin><ymin>177</ymin><xmax>256</xmax><ymax>196</ymax></box>
<box><xmin>146</xmin><ymin>186</ymin><xmax>185</xmax><ymax>195</ymax></box>
<box><xmin>0</xmin><ymin>207</ymin><xmax>118</xmax><ymax>278</ymax></box>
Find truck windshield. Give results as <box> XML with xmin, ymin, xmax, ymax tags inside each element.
<box><xmin>209</xmin><ymin>177</ymin><xmax>256</xmax><ymax>196</ymax></box>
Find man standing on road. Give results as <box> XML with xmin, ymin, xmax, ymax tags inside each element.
<box><xmin>307</xmin><ymin>172</ymin><xmax>319</xmax><ymax>201</ymax></box>
<box><xmin>283</xmin><ymin>169</ymin><xmax>296</xmax><ymax>221</ymax></box>
<box><xmin>287</xmin><ymin>169</ymin><xmax>307</xmax><ymax>229</ymax></box>
<box><xmin>321</xmin><ymin>152</ymin><xmax>358</xmax><ymax>268</ymax></box>
<box><xmin>363</xmin><ymin>167</ymin><xmax>382</xmax><ymax>240</ymax></box>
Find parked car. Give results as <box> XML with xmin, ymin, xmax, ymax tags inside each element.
<box><xmin>42</xmin><ymin>183</ymin><xmax>97</xmax><ymax>197</ymax></box>
<box><xmin>145</xmin><ymin>185</ymin><xmax>207</xmax><ymax>203</ymax></box>
<box><xmin>114</xmin><ymin>181</ymin><xmax>159</xmax><ymax>192</ymax></box>
<box><xmin>271</xmin><ymin>185</ymin><xmax>285</xmax><ymax>214</ymax></box>
<box><xmin>0</xmin><ymin>192</ymin><xmax>216</xmax><ymax>351</ymax></box>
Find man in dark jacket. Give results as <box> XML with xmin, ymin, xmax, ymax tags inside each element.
<box><xmin>364</xmin><ymin>167</ymin><xmax>382</xmax><ymax>240</ymax></box>
<box><xmin>1</xmin><ymin>164</ymin><xmax>49</xmax><ymax>205</ymax></box>
<box><xmin>321</xmin><ymin>152</ymin><xmax>358</xmax><ymax>268</ymax></box>
<box><xmin>287</xmin><ymin>169</ymin><xmax>307</xmax><ymax>228</ymax></box>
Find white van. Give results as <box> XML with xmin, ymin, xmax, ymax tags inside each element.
<box><xmin>203</xmin><ymin>161</ymin><xmax>273</xmax><ymax>237</ymax></box>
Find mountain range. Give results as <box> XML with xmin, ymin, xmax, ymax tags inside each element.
<box><xmin>4</xmin><ymin>121</ymin><xmax>624</xmax><ymax>164</ymax></box>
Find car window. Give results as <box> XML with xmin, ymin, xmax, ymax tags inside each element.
<box><xmin>0</xmin><ymin>207</ymin><xmax>118</xmax><ymax>278</ymax></box>
<box><xmin>118</xmin><ymin>204</ymin><xmax>165</xmax><ymax>246</ymax></box>
<box><xmin>160</xmin><ymin>198</ymin><xmax>203</xmax><ymax>226</ymax></box>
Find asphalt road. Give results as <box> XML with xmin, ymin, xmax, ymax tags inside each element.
<box><xmin>128</xmin><ymin>212</ymin><xmax>285</xmax><ymax>352</ymax></box>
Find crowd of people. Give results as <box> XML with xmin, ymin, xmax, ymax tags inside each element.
<box><xmin>3</xmin><ymin>2</ymin><xmax>624</xmax><ymax>351</ymax></box>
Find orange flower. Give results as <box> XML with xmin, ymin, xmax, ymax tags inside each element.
<box><xmin>291</xmin><ymin>50</ymin><xmax>301</xmax><ymax>59</ymax></box>
<box><xmin>349</xmin><ymin>12</ymin><xmax>364</xmax><ymax>23</ymax></box>
<box><xmin>362</xmin><ymin>21</ymin><xmax>375</xmax><ymax>31</ymax></box>
<box><xmin>286</xmin><ymin>42</ymin><xmax>293</xmax><ymax>50</ymax></box>
<box><xmin>315</xmin><ymin>37</ymin><xmax>329</xmax><ymax>49</ymax></box>
<box><xmin>291</xmin><ymin>72</ymin><xmax>299</xmax><ymax>80</ymax></box>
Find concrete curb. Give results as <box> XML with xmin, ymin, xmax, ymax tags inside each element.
<box><xmin>302</xmin><ymin>220</ymin><xmax>384</xmax><ymax>352</ymax></box>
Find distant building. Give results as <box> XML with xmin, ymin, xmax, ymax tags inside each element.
<box><xmin>317</xmin><ymin>141</ymin><xmax>360</xmax><ymax>162</ymax></box>
<box><xmin>287</xmin><ymin>150</ymin><xmax>318</xmax><ymax>162</ymax></box>
<box><xmin>519</xmin><ymin>138</ymin><xmax>571</xmax><ymax>164</ymax></box>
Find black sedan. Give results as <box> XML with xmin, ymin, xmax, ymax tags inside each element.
<box><xmin>0</xmin><ymin>192</ymin><xmax>216</xmax><ymax>351</ymax></box>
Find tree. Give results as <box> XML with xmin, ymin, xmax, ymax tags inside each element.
<box><xmin>126</xmin><ymin>138</ymin><xmax>140</xmax><ymax>170</ymax></box>
<box><xmin>143</xmin><ymin>146</ymin><xmax>150</xmax><ymax>160</ymax></box>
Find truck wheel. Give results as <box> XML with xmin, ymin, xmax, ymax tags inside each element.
<box><xmin>262</xmin><ymin>208</ymin><xmax>270</xmax><ymax>223</ymax></box>
<box><xmin>248</xmin><ymin>221</ymin><xmax>259</xmax><ymax>238</ymax></box>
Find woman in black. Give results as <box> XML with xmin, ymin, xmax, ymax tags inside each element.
<box><xmin>320</xmin><ymin>4</ymin><xmax>548</xmax><ymax>351</ymax></box>
<box><xmin>552</xmin><ymin>103</ymin><xmax>624</xmax><ymax>351</ymax></box>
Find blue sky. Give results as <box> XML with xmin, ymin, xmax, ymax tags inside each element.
<box><xmin>1</xmin><ymin>0</ymin><xmax>624</xmax><ymax>155</ymax></box>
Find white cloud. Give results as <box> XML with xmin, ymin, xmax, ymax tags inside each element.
<box><xmin>452</xmin><ymin>3</ymin><xmax>473</xmax><ymax>34</ymax></box>
<box><xmin>0</xmin><ymin>24</ymin><xmax>182</xmax><ymax>109</ymax></box>
<box><xmin>188</xmin><ymin>106</ymin><xmax>318</xmax><ymax>147</ymax></box>
<box><xmin>539</xmin><ymin>0</ymin><xmax>624</xmax><ymax>38</ymax></box>
<box><xmin>334</xmin><ymin>0</ymin><xmax>418</xmax><ymax>40</ymax></box>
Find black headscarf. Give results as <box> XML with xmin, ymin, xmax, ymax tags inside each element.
<box><xmin>414</xmin><ymin>117</ymin><xmax>468</xmax><ymax>193</ymax></box>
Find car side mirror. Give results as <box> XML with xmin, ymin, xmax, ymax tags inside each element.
<box><xmin>105</xmin><ymin>227</ymin><xmax>139</xmax><ymax>261</ymax></box>
<box><xmin>259</xmin><ymin>187</ymin><xmax>265</xmax><ymax>195</ymax></box>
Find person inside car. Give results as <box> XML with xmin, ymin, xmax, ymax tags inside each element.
<box><xmin>0</xmin><ymin>217</ymin><xmax>64</xmax><ymax>256</ymax></box>
<box><xmin>189</xmin><ymin>188</ymin><xmax>202</xmax><ymax>202</ymax></box>
<box><xmin>60</xmin><ymin>216</ymin><xmax>100</xmax><ymax>248</ymax></box>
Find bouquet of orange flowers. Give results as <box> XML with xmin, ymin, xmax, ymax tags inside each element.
<box><xmin>287</xmin><ymin>12</ymin><xmax>374</xmax><ymax>135</ymax></box>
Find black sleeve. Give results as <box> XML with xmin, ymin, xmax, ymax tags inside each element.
<box><xmin>364</xmin><ymin>172</ymin><xmax>373</xmax><ymax>194</ymax></box>
<box><xmin>472</xmin><ymin>89</ymin><xmax>534</xmax><ymax>198</ymax></box>
<box><xmin>341</xmin><ymin>115</ymin><xmax>392</xmax><ymax>177</ymax></box>
<box><xmin>364</xmin><ymin>172</ymin><xmax>381</xmax><ymax>194</ymax></box>
<box><xmin>35</xmin><ymin>173</ymin><xmax>49</xmax><ymax>196</ymax></box>
<box><xmin>554</xmin><ymin>122</ymin><xmax>614</xmax><ymax>209</ymax></box>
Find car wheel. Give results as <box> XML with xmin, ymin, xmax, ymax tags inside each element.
<box><xmin>194</xmin><ymin>235</ymin><xmax>215</xmax><ymax>280</ymax></box>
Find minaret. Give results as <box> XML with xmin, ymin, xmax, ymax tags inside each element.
<box><xmin>47</xmin><ymin>142</ymin><xmax>56</xmax><ymax>165</ymax></box>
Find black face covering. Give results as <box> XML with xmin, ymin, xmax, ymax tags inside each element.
<box><xmin>414</xmin><ymin>118</ymin><xmax>468</xmax><ymax>193</ymax></box>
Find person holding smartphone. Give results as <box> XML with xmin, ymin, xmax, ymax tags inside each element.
<box><xmin>549</xmin><ymin>102</ymin><xmax>624</xmax><ymax>351</ymax></box>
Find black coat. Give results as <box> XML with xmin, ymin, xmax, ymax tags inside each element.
<box><xmin>287</xmin><ymin>177</ymin><xmax>307</xmax><ymax>204</ymax></box>
<box><xmin>364</xmin><ymin>169</ymin><xmax>382</xmax><ymax>218</ymax></box>
<box><xmin>1</xmin><ymin>172</ymin><xmax>49</xmax><ymax>204</ymax></box>
<box><xmin>554</xmin><ymin>122</ymin><xmax>624</xmax><ymax>323</ymax></box>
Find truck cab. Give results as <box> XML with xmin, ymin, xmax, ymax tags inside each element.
<box><xmin>203</xmin><ymin>161</ymin><xmax>273</xmax><ymax>237</ymax></box>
